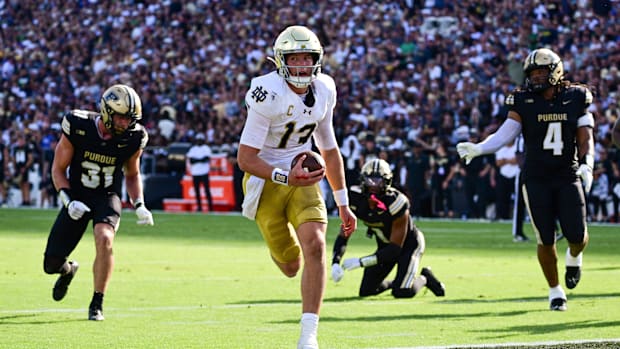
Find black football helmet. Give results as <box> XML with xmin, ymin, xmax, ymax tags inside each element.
<box><xmin>523</xmin><ymin>48</ymin><xmax>564</xmax><ymax>92</ymax></box>
<box><xmin>360</xmin><ymin>159</ymin><xmax>393</xmax><ymax>196</ymax></box>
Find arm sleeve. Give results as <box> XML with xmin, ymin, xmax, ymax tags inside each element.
<box><xmin>479</xmin><ymin>118</ymin><xmax>522</xmax><ymax>154</ymax></box>
<box><xmin>331</xmin><ymin>234</ymin><xmax>349</xmax><ymax>265</ymax></box>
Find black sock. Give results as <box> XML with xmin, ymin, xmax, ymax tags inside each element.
<box><xmin>90</xmin><ymin>292</ymin><xmax>104</xmax><ymax>310</ymax></box>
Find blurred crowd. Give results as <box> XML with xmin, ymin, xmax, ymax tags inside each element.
<box><xmin>1</xmin><ymin>0</ymin><xmax>619</xmax><ymax>222</ymax></box>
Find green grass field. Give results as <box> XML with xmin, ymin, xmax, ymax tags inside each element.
<box><xmin>1</xmin><ymin>208</ymin><xmax>619</xmax><ymax>349</ymax></box>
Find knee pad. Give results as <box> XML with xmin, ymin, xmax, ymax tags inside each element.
<box><xmin>43</xmin><ymin>255</ymin><xmax>66</xmax><ymax>274</ymax></box>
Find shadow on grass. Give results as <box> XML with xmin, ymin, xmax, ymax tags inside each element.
<box><xmin>265</xmin><ymin>291</ymin><xmax>620</xmax><ymax>326</ymax></box>
<box><xmin>271</xmin><ymin>309</ymin><xmax>531</xmax><ymax>325</ymax></box>
<box><xmin>438</xmin><ymin>291</ymin><xmax>620</xmax><ymax>304</ymax></box>
<box><xmin>474</xmin><ymin>319</ymin><xmax>620</xmax><ymax>339</ymax></box>
<box><xmin>0</xmin><ymin>313</ymin><xmax>85</xmax><ymax>325</ymax></box>
<box><xmin>230</xmin><ymin>292</ymin><xmax>620</xmax><ymax>309</ymax></box>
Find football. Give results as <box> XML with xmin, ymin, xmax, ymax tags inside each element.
<box><xmin>291</xmin><ymin>151</ymin><xmax>325</xmax><ymax>172</ymax></box>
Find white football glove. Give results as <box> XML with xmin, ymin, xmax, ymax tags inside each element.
<box><xmin>576</xmin><ymin>164</ymin><xmax>593</xmax><ymax>194</ymax></box>
<box><xmin>67</xmin><ymin>200</ymin><xmax>91</xmax><ymax>220</ymax></box>
<box><xmin>136</xmin><ymin>205</ymin><xmax>154</xmax><ymax>225</ymax></box>
<box><xmin>456</xmin><ymin>142</ymin><xmax>482</xmax><ymax>165</ymax></box>
<box><xmin>331</xmin><ymin>263</ymin><xmax>345</xmax><ymax>282</ymax></box>
<box><xmin>342</xmin><ymin>258</ymin><xmax>362</xmax><ymax>271</ymax></box>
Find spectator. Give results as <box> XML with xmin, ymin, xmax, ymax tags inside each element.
<box><xmin>0</xmin><ymin>0</ymin><xmax>618</xmax><ymax>221</ymax></box>
<box><xmin>186</xmin><ymin>133</ymin><xmax>213</xmax><ymax>212</ymax></box>
<box><xmin>10</xmin><ymin>132</ymin><xmax>34</xmax><ymax>206</ymax></box>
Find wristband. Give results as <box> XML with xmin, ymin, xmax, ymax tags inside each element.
<box><xmin>59</xmin><ymin>188</ymin><xmax>72</xmax><ymax>208</ymax></box>
<box><xmin>271</xmin><ymin>168</ymin><xmax>289</xmax><ymax>185</ymax></box>
<box><xmin>360</xmin><ymin>255</ymin><xmax>378</xmax><ymax>267</ymax></box>
<box><xmin>133</xmin><ymin>198</ymin><xmax>144</xmax><ymax>209</ymax></box>
<box><xmin>333</xmin><ymin>188</ymin><xmax>349</xmax><ymax>206</ymax></box>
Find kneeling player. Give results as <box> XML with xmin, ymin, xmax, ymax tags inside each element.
<box><xmin>330</xmin><ymin>159</ymin><xmax>445</xmax><ymax>298</ymax></box>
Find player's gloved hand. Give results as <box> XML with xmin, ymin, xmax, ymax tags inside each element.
<box><xmin>67</xmin><ymin>200</ymin><xmax>91</xmax><ymax>220</ymax></box>
<box><xmin>456</xmin><ymin>142</ymin><xmax>482</xmax><ymax>165</ymax></box>
<box><xmin>136</xmin><ymin>206</ymin><xmax>154</xmax><ymax>225</ymax></box>
<box><xmin>576</xmin><ymin>164</ymin><xmax>593</xmax><ymax>194</ymax></box>
<box><xmin>343</xmin><ymin>258</ymin><xmax>362</xmax><ymax>271</ymax></box>
<box><xmin>331</xmin><ymin>263</ymin><xmax>344</xmax><ymax>282</ymax></box>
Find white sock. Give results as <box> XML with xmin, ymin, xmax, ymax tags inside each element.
<box><xmin>300</xmin><ymin>313</ymin><xmax>319</xmax><ymax>328</ymax></box>
<box><xmin>299</xmin><ymin>313</ymin><xmax>319</xmax><ymax>347</ymax></box>
<box><xmin>549</xmin><ymin>285</ymin><xmax>566</xmax><ymax>302</ymax></box>
<box><xmin>565</xmin><ymin>247</ymin><xmax>582</xmax><ymax>267</ymax></box>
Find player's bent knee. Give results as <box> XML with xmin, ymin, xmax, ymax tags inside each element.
<box><xmin>359</xmin><ymin>286</ymin><xmax>382</xmax><ymax>297</ymax></box>
<box><xmin>392</xmin><ymin>288</ymin><xmax>416</xmax><ymax>298</ymax></box>
<box><xmin>273</xmin><ymin>255</ymin><xmax>300</xmax><ymax>278</ymax></box>
<box><xmin>43</xmin><ymin>255</ymin><xmax>66</xmax><ymax>274</ymax></box>
<box><xmin>280</xmin><ymin>262</ymin><xmax>299</xmax><ymax>278</ymax></box>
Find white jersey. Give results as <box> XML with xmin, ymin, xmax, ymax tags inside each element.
<box><xmin>240</xmin><ymin>71</ymin><xmax>339</xmax><ymax>170</ymax></box>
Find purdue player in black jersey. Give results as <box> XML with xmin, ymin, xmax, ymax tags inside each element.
<box><xmin>43</xmin><ymin>84</ymin><xmax>154</xmax><ymax>321</ymax></box>
<box><xmin>457</xmin><ymin>48</ymin><xmax>594</xmax><ymax>311</ymax></box>
<box><xmin>330</xmin><ymin>159</ymin><xmax>445</xmax><ymax>298</ymax></box>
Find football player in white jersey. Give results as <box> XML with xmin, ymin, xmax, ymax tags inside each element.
<box><xmin>237</xmin><ymin>25</ymin><xmax>357</xmax><ymax>349</ymax></box>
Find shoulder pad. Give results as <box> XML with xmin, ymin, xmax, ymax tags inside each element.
<box><xmin>139</xmin><ymin>127</ymin><xmax>149</xmax><ymax>149</ymax></box>
<box><xmin>568</xmin><ymin>84</ymin><xmax>593</xmax><ymax>106</ymax></box>
<box><xmin>504</xmin><ymin>89</ymin><xmax>530</xmax><ymax>106</ymax></box>
<box><xmin>245</xmin><ymin>73</ymin><xmax>287</xmax><ymax>117</ymax></box>
<box><xmin>61</xmin><ymin>110</ymin><xmax>95</xmax><ymax>136</ymax></box>
<box><xmin>387</xmin><ymin>189</ymin><xmax>409</xmax><ymax>215</ymax></box>
<box><xmin>315</xmin><ymin>73</ymin><xmax>336</xmax><ymax>94</ymax></box>
<box><xmin>131</xmin><ymin>124</ymin><xmax>149</xmax><ymax>149</ymax></box>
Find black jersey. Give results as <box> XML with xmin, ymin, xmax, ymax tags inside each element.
<box><xmin>61</xmin><ymin>109</ymin><xmax>148</xmax><ymax>199</ymax></box>
<box><xmin>11</xmin><ymin>142</ymin><xmax>35</xmax><ymax>172</ymax></box>
<box><xmin>349</xmin><ymin>185</ymin><xmax>417</xmax><ymax>245</ymax></box>
<box><xmin>505</xmin><ymin>84</ymin><xmax>593</xmax><ymax>180</ymax></box>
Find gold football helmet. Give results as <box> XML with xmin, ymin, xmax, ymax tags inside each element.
<box><xmin>523</xmin><ymin>48</ymin><xmax>564</xmax><ymax>92</ymax></box>
<box><xmin>100</xmin><ymin>84</ymin><xmax>142</xmax><ymax>136</ymax></box>
<box><xmin>360</xmin><ymin>159</ymin><xmax>393</xmax><ymax>195</ymax></box>
<box><xmin>273</xmin><ymin>25</ymin><xmax>323</xmax><ymax>88</ymax></box>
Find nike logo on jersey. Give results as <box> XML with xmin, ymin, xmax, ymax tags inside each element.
<box><xmin>562</xmin><ymin>100</ymin><xmax>572</xmax><ymax>105</ymax></box>
<box><xmin>117</xmin><ymin>144</ymin><xmax>128</xmax><ymax>148</ymax></box>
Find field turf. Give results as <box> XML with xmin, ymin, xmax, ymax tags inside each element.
<box><xmin>0</xmin><ymin>208</ymin><xmax>618</xmax><ymax>348</ymax></box>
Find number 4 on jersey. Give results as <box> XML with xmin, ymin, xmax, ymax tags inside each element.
<box><xmin>543</xmin><ymin>122</ymin><xmax>563</xmax><ymax>156</ymax></box>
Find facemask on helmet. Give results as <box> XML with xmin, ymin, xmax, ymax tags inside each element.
<box><xmin>523</xmin><ymin>48</ymin><xmax>564</xmax><ymax>92</ymax></box>
<box><xmin>100</xmin><ymin>84</ymin><xmax>142</xmax><ymax>136</ymax></box>
<box><xmin>273</xmin><ymin>25</ymin><xmax>323</xmax><ymax>89</ymax></box>
<box><xmin>360</xmin><ymin>159</ymin><xmax>393</xmax><ymax>196</ymax></box>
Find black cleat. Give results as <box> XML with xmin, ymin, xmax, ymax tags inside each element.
<box><xmin>88</xmin><ymin>307</ymin><xmax>104</xmax><ymax>321</ymax></box>
<box><xmin>565</xmin><ymin>266</ymin><xmax>581</xmax><ymax>289</ymax></box>
<box><xmin>550</xmin><ymin>297</ymin><xmax>567</xmax><ymax>311</ymax></box>
<box><xmin>421</xmin><ymin>267</ymin><xmax>445</xmax><ymax>297</ymax></box>
<box><xmin>53</xmin><ymin>261</ymin><xmax>79</xmax><ymax>301</ymax></box>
